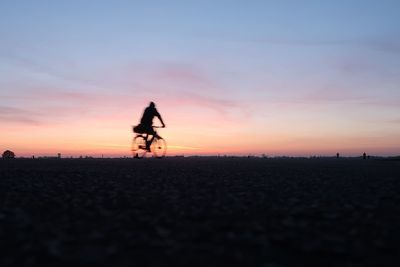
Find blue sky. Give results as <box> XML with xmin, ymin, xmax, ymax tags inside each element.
<box><xmin>1</xmin><ymin>0</ymin><xmax>400</xmax><ymax>156</ymax></box>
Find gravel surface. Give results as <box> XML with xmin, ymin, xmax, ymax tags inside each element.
<box><xmin>1</xmin><ymin>158</ymin><xmax>400</xmax><ymax>266</ymax></box>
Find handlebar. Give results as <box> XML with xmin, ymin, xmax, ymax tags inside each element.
<box><xmin>153</xmin><ymin>126</ymin><xmax>165</xmax><ymax>128</ymax></box>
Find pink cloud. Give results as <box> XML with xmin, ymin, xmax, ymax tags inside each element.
<box><xmin>1</xmin><ymin>85</ymin><xmax>248</xmax><ymax>127</ymax></box>
<box><xmin>299</xmin><ymin>86</ymin><xmax>366</xmax><ymax>103</ymax></box>
<box><xmin>386</xmin><ymin>118</ymin><xmax>400</xmax><ymax>124</ymax></box>
<box><xmin>264</xmin><ymin>87</ymin><xmax>365</xmax><ymax>108</ymax></box>
<box><xmin>152</xmin><ymin>63</ymin><xmax>217</xmax><ymax>89</ymax></box>
<box><xmin>0</xmin><ymin>106</ymin><xmax>44</xmax><ymax>125</ymax></box>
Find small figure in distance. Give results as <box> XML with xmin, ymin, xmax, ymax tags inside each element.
<box><xmin>363</xmin><ymin>152</ymin><xmax>367</xmax><ymax>160</ymax></box>
<box><xmin>133</xmin><ymin>102</ymin><xmax>166</xmax><ymax>151</ymax></box>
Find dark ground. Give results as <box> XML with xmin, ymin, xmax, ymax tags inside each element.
<box><xmin>0</xmin><ymin>157</ymin><xmax>400</xmax><ymax>267</ymax></box>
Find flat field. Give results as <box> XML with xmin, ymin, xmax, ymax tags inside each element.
<box><xmin>1</xmin><ymin>158</ymin><xmax>400</xmax><ymax>266</ymax></box>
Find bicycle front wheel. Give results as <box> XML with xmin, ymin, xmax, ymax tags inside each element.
<box><xmin>151</xmin><ymin>137</ymin><xmax>167</xmax><ymax>158</ymax></box>
<box><xmin>131</xmin><ymin>135</ymin><xmax>148</xmax><ymax>158</ymax></box>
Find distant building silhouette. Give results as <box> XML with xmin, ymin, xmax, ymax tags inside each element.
<box><xmin>2</xmin><ymin>150</ymin><xmax>15</xmax><ymax>159</ymax></box>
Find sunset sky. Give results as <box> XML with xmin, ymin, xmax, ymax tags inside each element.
<box><xmin>1</xmin><ymin>0</ymin><xmax>400</xmax><ymax>157</ymax></box>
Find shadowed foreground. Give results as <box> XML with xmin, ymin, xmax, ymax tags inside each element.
<box><xmin>1</xmin><ymin>158</ymin><xmax>400</xmax><ymax>266</ymax></box>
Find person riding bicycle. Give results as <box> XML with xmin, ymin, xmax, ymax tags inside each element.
<box><xmin>133</xmin><ymin>102</ymin><xmax>166</xmax><ymax>150</ymax></box>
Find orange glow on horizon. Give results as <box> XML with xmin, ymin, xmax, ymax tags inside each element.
<box><xmin>2</xmin><ymin>90</ymin><xmax>400</xmax><ymax>158</ymax></box>
<box><xmin>5</xmin><ymin>127</ymin><xmax>400</xmax><ymax>158</ymax></box>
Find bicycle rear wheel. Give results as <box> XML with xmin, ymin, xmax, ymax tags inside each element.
<box><xmin>131</xmin><ymin>135</ymin><xmax>148</xmax><ymax>158</ymax></box>
<box><xmin>151</xmin><ymin>137</ymin><xmax>167</xmax><ymax>158</ymax></box>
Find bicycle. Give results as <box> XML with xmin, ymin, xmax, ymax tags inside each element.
<box><xmin>131</xmin><ymin>126</ymin><xmax>167</xmax><ymax>158</ymax></box>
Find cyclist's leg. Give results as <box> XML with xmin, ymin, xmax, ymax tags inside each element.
<box><xmin>144</xmin><ymin>134</ymin><xmax>151</xmax><ymax>151</ymax></box>
<box><xmin>148</xmin><ymin>135</ymin><xmax>156</xmax><ymax>149</ymax></box>
<box><xmin>141</xmin><ymin>125</ymin><xmax>156</xmax><ymax>150</ymax></box>
<box><xmin>145</xmin><ymin>128</ymin><xmax>157</xmax><ymax>150</ymax></box>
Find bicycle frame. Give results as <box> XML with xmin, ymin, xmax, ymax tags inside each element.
<box><xmin>132</xmin><ymin>126</ymin><xmax>166</xmax><ymax>158</ymax></box>
<box><xmin>135</xmin><ymin>127</ymin><xmax>163</xmax><ymax>147</ymax></box>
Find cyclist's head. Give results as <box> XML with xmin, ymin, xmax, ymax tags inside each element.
<box><xmin>149</xmin><ymin>101</ymin><xmax>155</xmax><ymax>108</ymax></box>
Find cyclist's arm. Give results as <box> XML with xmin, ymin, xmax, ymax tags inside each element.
<box><xmin>157</xmin><ymin>113</ymin><xmax>166</xmax><ymax>127</ymax></box>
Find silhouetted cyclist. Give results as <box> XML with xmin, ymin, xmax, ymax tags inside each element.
<box><xmin>134</xmin><ymin>102</ymin><xmax>166</xmax><ymax>150</ymax></box>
